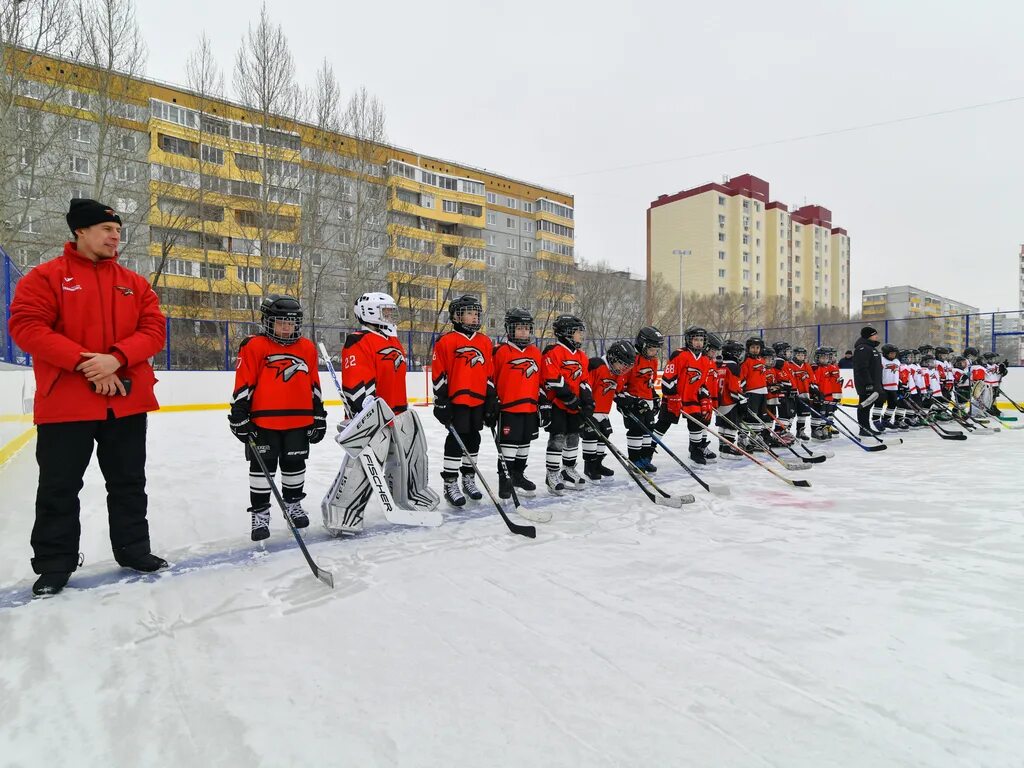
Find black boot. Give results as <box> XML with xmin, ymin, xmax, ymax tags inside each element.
<box><xmin>32</xmin><ymin>571</ymin><xmax>71</xmax><ymax>597</ymax></box>
<box><xmin>595</xmin><ymin>457</ymin><xmax>614</xmax><ymax>477</ymax></box>
<box><xmin>498</xmin><ymin>463</ymin><xmax>512</xmax><ymax>500</ymax></box>
<box><xmin>116</xmin><ymin>551</ymin><xmax>169</xmax><ymax>573</ymax></box>
<box><xmin>688</xmin><ymin>442</ymin><xmax>707</xmax><ymax>465</ymax></box>
<box><xmin>642</xmin><ymin>447</ymin><xmax>657</xmax><ymax>473</ymax></box>
<box><xmin>511</xmin><ymin>459</ymin><xmax>537</xmax><ymax>495</ymax></box>
<box><xmin>583</xmin><ymin>460</ymin><xmax>604</xmax><ymax>482</ymax></box>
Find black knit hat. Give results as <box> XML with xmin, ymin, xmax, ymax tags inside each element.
<box><xmin>66</xmin><ymin>198</ymin><xmax>122</xmax><ymax>234</ymax></box>
<box><xmin>860</xmin><ymin>326</ymin><xmax>878</xmax><ymax>339</ymax></box>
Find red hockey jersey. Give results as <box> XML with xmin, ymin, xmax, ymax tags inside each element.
<box><xmin>431</xmin><ymin>331</ymin><xmax>493</xmax><ymax>407</ymax></box>
<box><xmin>662</xmin><ymin>348</ymin><xmax>714</xmax><ymax>415</ymax></box>
<box><xmin>718</xmin><ymin>359</ymin><xmax>744</xmax><ymax>407</ymax></box>
<box><xmin>740</xmin><ymin>356</ymin><xmax>768</xmax><ymax>393</ymax></box>
<box><xmin>232</xmin><ymin>335</ymin><xmax>323</xmax><ymax>430</ymax></box>
<box><xmin>493</xmin><ymin>341</ymin><xmax>543</xmax><ymax>413</ymax></box>
<box><xmin>588</xmin><ymin>357</ymin><xmax>624</xmax><ymax>415</ymax></box>
<box><xmin>542</xmin><ymin>342</ymin><xmax>592</xmax><ymax>413</ymax></box>
<box><xmin>621</xmin><ymin>357</ymin><xmax>658</xmax><ymax>401</ymax></box>
<box><xmin>789</xmin><ymin>361</ymin><xmax>814</xmax><ymax>395</ymax></box>
<box><xmin>341</xmin><ymin>329</ymin><xmax>408</xmax><ymax>415</ymax></box>
<box><xmin>814</xmin><ymin>364</ymin><xmax>842</xmax><ymax>401</ymax></box>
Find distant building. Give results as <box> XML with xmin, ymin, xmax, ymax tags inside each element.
<box><xmin>861</xmin><ymin>285</ymin><xmax>978</xmax><ymax>350</ymax></box>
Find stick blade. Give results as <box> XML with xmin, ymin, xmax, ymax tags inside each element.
<box><xmin>942</xmin><ymin>433</ymin><xmax>968</xmax><ymax>441</ymax></box>
<box><xmin>706</xmin><ymin>483</ymin><xmax>731</xmax><ymax>498</ymax></box>
<box><xmin>864</xmin><ymin>443</ymin><xmax>888</xmax><ymax>452</ymax></box>
<box><xmin>783</xmin><ymin>462</ymin><xmax>811</xmax><ymax>471</ymax></box>
<box><xmin>791</xmin><ymin>479</ymin><xmax>812</xmax><ymax>488</ymax></box>
<box><xmin>317</xmin><ymin>569</ymin><xmax>335</xmax><ymax>589</ymax></box>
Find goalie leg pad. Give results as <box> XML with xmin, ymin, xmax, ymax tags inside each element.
<box><xmin>386</xmin><ymin>409</ymin><xmax>440</xmax><ymax>512</ymax></box>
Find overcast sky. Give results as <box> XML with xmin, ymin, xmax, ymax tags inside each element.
<box><xmin>137</xmin><ymin>0</ymin><xmax>1024</xmax><ymax>314</ymax></box>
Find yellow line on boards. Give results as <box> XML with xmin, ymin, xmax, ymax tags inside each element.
<box><xmin>0</xmin><ymin>426</ymin><xmax>35</xmax><ymax>468</ymax></box>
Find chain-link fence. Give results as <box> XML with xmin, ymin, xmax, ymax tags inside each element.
<box><xmin>1</xmin><ymin>248</ymin><xmax>31</xmax><ymax>366</ymax></box>
<box><xmin>3</xmin><ymin>252</ymin><xmax>1023</xmax><ymax>369</ymax></box>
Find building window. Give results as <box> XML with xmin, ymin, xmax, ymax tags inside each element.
<box><xmin>506</xmin><ymin>197</ymin><xmax>517</xmax><ymax>209</ymax></box>
<box><xmin>718</xmin><ymin>214</ymin><xmax>726</xmax><ymax>226</ymax></box>
<box><xmin>201</xmin><ymin>145</ymin><xmax>224</xmax><ymax>164</ymax></box>
<box><xmin>119</xmin><ymin>134</ymin><xmax>138</xmax><ymax>152</ymax></box>
<box><xmin>70</xmin><ymin>124</ymin><xmax>92</xmax><ymax>143</ymax></box>
<box><xmin>114</xmin><ymin>163</ymin><xmax>137</xmax><ymax>182</ymax></box>
<box><xmin>420</xmin><ymin>193</ymin><xmax>434</xmax><ymax>209</ymax></box>
<box><xmin>487</xmin><ymin>233</ymin><xmax>496</xmax><ymax>246</ymax></box>
<box><xmin>17</xmin><ymin>178</ymin><xmax>39</xmax><ymax>199</ymax></box>
<box><xmin>718</xmin><ymin>287</ymin><xmax>725</xmax><ymax>295</ymax></box>
<box><xmin>742</xmin><ymin>287</ymin><xmax>749</xmax><ymax>296</ymax></box>
<box><xmin>486</xmin><ymin>192</ymin><xmax>496</xmax><ymax>204</ymax></box>
<box><xmin>522</xmin><ymin>221</ymin><xmax>533</xmax><ymax>233</ymax></box>
<box><xmin>70</xmin><ymin>156</ymin><xmax>90</xmax><ymax>175</ymax></box>
<box><xmin>506</xmin><ymin>217</ymin><xmax>515</xmax><ymax>229</ymax></box>
<box><xmin>507</xmin><ymin>237</ymin><xmax>515</xmax><ymax>248</ymax></box>
<box><xmin>523</xmin><ymin>241</ymin><xmax>533</xmax><ymax>253</ymax></box>
<box><xmin>20</xmin><ymin>216</ymin><xmax>40</xmax><ymax>234</ymax></box>
<box><xmin>718</xmin><ymin>196</ymin><xmax>725</xmax><ymax>205</ymax></box>
<box><xmin>743</xmin><ymin>200</ymin><xmax>750</xmax><ymax>210</ymax></box>
<box><xmin>718</xmin><ymin>269</ymin><xmax>726</xmax><ymax>278</ymax></box>
<box><xmin>199</xmin><ymin>262</ymin><xmax>226</xmax><ymax>280</ymax></box>
<box><xmin>718</xmin><ymin>251</ymin><xmax>726</xmax><ymax>260</ymax></box>
<box><xmin>523</xmin><ymin>202</ymin><xmax>533</xmax><ymax>213</ymax></box>
<box><xmin>742</xmin><ymin>234</ymin><xmax>749</xmax><ymax>245</ymax></box>
<box><xmin>237</xmin><ymin>266</ymin><xmax>261</xmax><ymax>283</ymax></box>
<box><xmin>742</xmin><ymin>253</ymin><xmax>749</xmax><ymax>262</ymax></box>
<box><xmin>486</xmin><ymin>213</ymin><xmax>496</xmax><ymax>225</ymax></box>
<box><xmin>742</xmin><ymin>270</ymin><xmax>750</xmax><ymax>280</ymax></box>
<box><xmin>68</xmin><ymin>91</ymin><xmax>90</xmax><ymax>110</ymax></box>
<box><xmin>795</xmin><ymin>270</ymin><xmax>801</xmax><ymax>278</ymax></box>
<box><xmin>718</xmin><ymin>233</ymin><xmax>726</xmax><ymax>242</ymax></box>
<box><xmin>443</xmin><ymin>200</ymin><xmax>459</xmax><ymax>214</ymax></box>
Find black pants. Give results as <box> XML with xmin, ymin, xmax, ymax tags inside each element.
<box><xmin>247</xmin><ymin>427</ymin><xmax>309</xmax><ymax>509</ymax></box>
<box><xmin>32</xmin><ymin>412</ymin><xmax>151</xmax><ymax>574</ymax></box>
<box><xmin>625</xmin><ymin>407</ymin><xmax>654</xmax><ymax>460</ymax></box>
<box><xmin>442</xmin><ymin>405</ymin><xmax>484</xmax><ymax>479</ymax></box>
<box><xmin>497</xmin><ymin>411</ymin><xmax>538</xmax><ymax>475</ymax></box>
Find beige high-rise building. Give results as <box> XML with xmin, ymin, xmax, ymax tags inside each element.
<box><xmin>647</xmin><ymin>174</ymin><xmax>850</xmax><ymax>320</ymax></box>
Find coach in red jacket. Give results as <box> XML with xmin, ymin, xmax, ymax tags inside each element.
<box><xmin>8</xmin><ymin>198</ymin><xmax>168</xmax><ymax>597</ymax></box>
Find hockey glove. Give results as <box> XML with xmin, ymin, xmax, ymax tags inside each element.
<box><xmin>539</xmin><ymin>401</ymin><xmax>552</xmax><ymax>429</ymax></box>
<box><xmin>228</xmin><ymin>410</ymin><xmax>252</xmax><ymax>444</ymax></box>
<box><xmin>699</xmin><ymin>398</ymin><xmax>714</xmax><ymax>421</ymax></box>
<box><xmin>307</xmin><ymin>413</ymin><xmax>327</xmax><ymax>444</ymax></box>
<box><xmin>998</xmin><ymin>362</ymin><xmax>1009</xmax><ymax>377</ymax></box>
<box><xmin>433</xmin><ymin>400</ymin><xmax>452</xmax><ymax>427</ymax></box>
<box><xmin>697</xmin><ymin>386</ymin><xmax>710</xmax><ymax>400</ymax></box>
<box><xmin>484</xmin><ymin>405</ymin><xmax>499</xmax><ymax>429</ymax></box>
<box><xmin>578</xmin><ymin>394</ymin><xmax>596</xmax><ymax>419</ymax></box>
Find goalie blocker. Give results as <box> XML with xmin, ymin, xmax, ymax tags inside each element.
<box><xmin>321</xmin><ymin>397</ymin><xmax>441</xmax><ymax>536</ymax></box>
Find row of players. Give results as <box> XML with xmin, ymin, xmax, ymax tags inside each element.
<box><xmin>226</xmin><ymin>292</ymin><xmax>1007</xmax><ymax>540</ymax></box>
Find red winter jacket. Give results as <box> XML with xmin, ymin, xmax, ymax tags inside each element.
<box><xmin>8</xmin><ymin>242</ymin><xmax>166</xmax><ymax>424</ymax></box>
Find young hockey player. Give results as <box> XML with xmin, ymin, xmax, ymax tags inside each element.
<box><xmin>341</xmin><ymin>292</ymin><xmax>408</xmax><ymax>415</ymax></box>
<box><xmin>582</xmin><ymin>340</ymin><xmax>637</xmax><ymax>481</ymax></box>
<box><xmin>492</xmin><ymin>308</ymin><xmax>543</xmax><ymax>499</ymax></box>
<box><xmin>618</xmin><ymin>326</ymin><xmax>664</xmax><ymax>471</ymax></box>
<box><xmin>809</xmin><ymin>346</ymin><xmax>840</xmax><ymax>440</ymax></box>
<box><xmin>739</xmin><ymin>337</ymin><xmax>769</xmax><ymax>449</ymax></box>
<box><xmin>655</xmin><ymin>326</ymin><xmax>716</xmax><ymax>464</ymax></box>
<box><xmin>982</xmin><ymin>351</ymin><xmax>1007</xmax><ymax>417</ymax></box>
<box><xmin>789</xmin><ymin>346</ymin><xmax>814</xmax><ymax>440</ymax></box>
<box><xmin>898</xmin><ymin>348</ymin><xmax>922</xmax><ymax>427</ymax></box>
<box><xmin>875</xmin><ymin>344</ymin><xmax>901</xmax><ymax>430</ymax></box>
<box><xmin>767</xmin><ymin>341</ymin><xmax>796</xmax><ymax>445</ymax></box>
<box><xmin>229</xmin><ymin>295</ymin><xmax>327</xmax><ymax>541</ymax></box>
<box><xmin>432</xmin><ymin>294</ymin><xmax>497</xmax><ymax>507</ymax></box>
<box><xmin>934</xmin><ymin>346</ymin><xmax>955</xmax><ymax>395</ymax></box>
<box><xmin>716</xmin><ymin>339</ymin><xmax>748</xmax><ymax>458</ymax></box>
<box><xmin>541</xmin><ymin>314</ymin><xmax>594</xmax><ymax>493</ymax></box>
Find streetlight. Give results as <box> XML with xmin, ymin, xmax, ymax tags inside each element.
<box><xmin>672</xmin><ymin>249</ymin><xmax>691</xmax><ymax>340</ymax></box>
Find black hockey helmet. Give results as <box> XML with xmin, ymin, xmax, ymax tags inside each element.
<box><xmin>918</xmin><ymin>343</ymin><xmax>935</xmax><ymax>356</ymax></box>
<box><xmin>982</xmin><ymin>351</ymin><xmax>999</xmax><ymax>362</ymax></box>
<box><xmin>635</xmin><ymin>326</ymin><xmax>665</xmax><ymax>358</ymax></box>
<box><xmin>813</xmin><ymin>346</ymin><xmax>829</xmax><ymax>364</ymax></box>
<box><xmin>745</xmin><ymin>336</ymin><xmax>764</xmax><ymax>357</ymax></box>
<box><xmin>449</xmin><ymin>294</ymin><xmax>482</xmax><ymax>333</ymax></box>
<box><xmin>259</xmin><ymin>294</ymin><xmax>302</xmax><ymax>345</ymax></box>
<box><xmin>504</xmin><ymin>307</ymin><xmax>534</xmax><ymax>342</ymax></box>
<box><xmin>792</xmin><ymin>345</ymin><xmax>808</xmax><ymax>361</ymax></box>
<box><xmin>900</xmin><ymin>348</ymin><xmax>917</xmax><ymax>363</ymax></box>
<box><xmin>963</xmin><ymin>346</ymin><xmax>979</xmax><ymax>360</ymax></box>
<box><xmin>920</xmin><ymin>354</ymin><xmax>935</xmax><ymax>367</ymax></box>
<box><xmin>706</xmin><ymin>332</ymin><xmax>724</xmax><ymax>351</ymax></box>
<box><xmin>953</xmin><ymin>355</ymin><xmax>968</xmax><ymax>369</ymax></box>
<box><xmin>553</xmin><ymin>314</ymin><xmax>586</xmax><ymax>350</ymax></box>
<box><xmin>935</xmin><ymin>345</ymin><xmax>953</xmax><ymax>360</ymax></box>
<box><xmin>772</xmin><ymin>341</ymin><xmax>792</xmax><ymax>360</ymax></box>
<box><xmin>606</xmin><ymin>339</ymin><xmax>638</xmax><ymax>375</ymax></box>
<box><xmin>684</xmin><ymin>325</ymin><xmax>707</xmax><ymax>351</ymax></box>
<box><xmin>881</xmin><ymin>343</ymin><xmax>899</xmax><ymax>358</ymax></box>
<box><xmin>722</xmin><ymin>339</ymin><xmax>745</xmax><ymax>363</ymax></box>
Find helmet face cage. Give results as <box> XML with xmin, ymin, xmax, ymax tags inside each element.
<box><xmin>792</xmin><ymin>346</ymin><xmax>807</xmax><ymax>363</ymax></box>
<box><xmin>685</xmin><ymin>326</ymin><xmax>707</xmax><ymax>351</ymax></box>
<box><xmin>260</xmin><ymin>295</ymin><xmax>302</xmax><ymax>345</ymax></box>
<box><xmin>354</xmin><ymin>292</ymin><xmax>399</xmax><ymax>337</ymax></box>
<box><xmin>450</xmin><ymin>296</ymin><xmax>483</xmax><ymax>333</ymax></box>
<box><xmin>504</xmin><ymin>308</ymin><xmax>534</xmax><ymax>343</ymax></box>
<box><xmin>722</xmin><ymin>341</ymin><xmax>745</xmax><ymax>363</ymax></box>
<box><xmin>635</xmin><ymin>327</ymin><xmax>664</xmax><ymax>359</ymax></box>
<box><xmin>814</xmin><ymin>347</ymin><xmax>829</xmax><ymax>365</ymax></box>
<box><xmin>745</xmin><ymin>337</ymin><xmax>763</xmax><ymax>358</ymax></box>
<box><xmin>772</xmin><ymin>342</ymin><xmax>791</xmax><ymax>361</ymax></box>
<box><xmin>606</xmin><ymin>341</ymin><xmax>638</xmax><ymax>375</ymax></box>
<box><xmin>553</xmin><ymin>315</ymin><xmax>586</xmax><ymax>350</ymax></box>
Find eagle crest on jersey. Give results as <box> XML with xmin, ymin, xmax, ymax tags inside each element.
<box><xmin>562</xmin><ymin>359</ymin><xmax>583</xmax><ymax>381</ymax></box>
<box><xmin>265</xmin><ymin>353</ymin><xmax>309</xmax><ymax>382</ymax></box>
<box><xmin>686</xmin><ymin>367</ymin><xmax>704</xmax><ymax>384</ymax></box>
<box><xmin>378</xmin><ymin>346</ymin><xmax>406</xmax><ymax>371</ymax></box>
<box><xmin>510</xmin><ymin>357</ymin><xmax>539</xmax><ymax>378</ymax></box>
<box><xmin>601</xmin><ymin>377</ymin><xmax>618</xmax><ymax>394</ymax></box>
<box><xmin>638</xmin><ymin>366</ymin><xmax>655</xmax><ymax>377</ymax></box>
<box><xmin>455</xmin><ymin>346</ymin><xmax>486</xmax><ymax>367</ymax></box>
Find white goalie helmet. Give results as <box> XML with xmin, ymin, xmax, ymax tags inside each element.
<box><xmin>354</xmin><ymin>292</ymin><xmax>399</xmax><ymax>337</ymax></box>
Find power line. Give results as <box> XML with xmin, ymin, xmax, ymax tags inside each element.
<box><xmin>552</xmin><ymin>95</ymin><xmax>1024</xmax><ymax>181</ymax></box>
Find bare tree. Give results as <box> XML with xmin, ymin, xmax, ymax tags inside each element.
<box><xmin>0</xmin><ymin>0</ymin><xmax>77</xmax><ymax>263</ymax></box>
<box><xmin>232</xmin><ymin>2</ymin><xmax>303</xmax><ymax>298</ymax></box>
<box><xmin>573</xmin><ymin>260</ymin><xmax>645</xmax><ymax>354</ymax></box>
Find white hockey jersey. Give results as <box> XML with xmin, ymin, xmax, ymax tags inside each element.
<box><xmin>882</xmin><ymin>358</ymin><xmax>901</xmax><ymax>390</ymax></box>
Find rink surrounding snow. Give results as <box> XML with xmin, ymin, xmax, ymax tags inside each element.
<box><xmin>1</xmin><ymin>407</ymin><xmax>1022</xmax><ymax>767</ymax></box>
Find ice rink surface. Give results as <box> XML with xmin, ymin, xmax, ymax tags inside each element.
<box><xmin>1</xmin><ymin>407</ymin><xmax>1022</xmax><ymax>767</ymax></box>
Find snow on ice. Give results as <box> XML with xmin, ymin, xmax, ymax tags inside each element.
<box><xmin>1</xmin><ymin>407</ymin><xmax>1022</xmax><ymax>767</ymax></box>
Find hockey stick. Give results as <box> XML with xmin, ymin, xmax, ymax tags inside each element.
<box><xmin>622</xmin><ymin>411</ymin><xmax>730</xmax><ymax>497</ymax></box>
<box><xmin>447</xmin><ymin>426</ymin><xmax>536</xmax><ymax>538</ymax></box>
<box><xmin>676</xmin><ymin>409</ymin><xmax>812</xmax><ymax>488</ymax></box>
<box><xmin>898</xmin><ymin>394</ymin><xmax>967</xmax><ymax>440</ymax></box>
<box><xmin>488</xmin><ymin>423</ymin><xmax>552</xmax><ymax>524</ymax></box>
<box><xmin>582</xmin><ymin>414</ymin><xmax>693</xmax><ymax>507</ymax></box>
<box><xmin>247</xmin><ymin>436</ymin><xmax>334</xmax><ymax>588</ymax></box>
<box><xmin>746</xmin><ymin>408</ymin><xmax>826</xmax><ymax>463</ymax></box>
<box><xmin>712</xmin><ymin>408</ymin><xmax>811</xmax><ymax>471</ymax></box>
<box><xmin>995</xmin><ymin>386</ymin><xmax>1024</xmax><ymax>414</ymax></box>
<box><xmin>803</xmin><ymin>401</ymin><xmax>887</xmax><ymax>452</ymax></box>
<box><xmin>831</xmin><ymin>403</ymin><xmax>903</xmax><ymax>446</ymax></box>
<box><xmin>317</xmin><ymin>341</ymin><xmax>350</xmax><ymax>419</ymax></box>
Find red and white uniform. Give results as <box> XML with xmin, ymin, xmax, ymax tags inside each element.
<box><xmin>717</xmin><ymin>359</ymin><xmax>744</xmax><ymax>408</ymax></box>
<box><xmin>493</xmin><ymin>340</ymin><xmax>543</xmax><ymax>414</ymax></box>
<box><xmin>661</xmin><ymin>347</ymin><xmax>713</xmax><ymax>415</ymax></box>
<box><xmin>341</xmin><ymin>329</ymin><xmax>408</xmax><ymax>414</ymax></box>
<box><xmin>621</xmin><ymin>356</ymin><xmax>658</xmax><ymax>405</ymax></box>
<box><xmin>984</xmin><ymin>362</ymin><xmax>1001</xmax><ymax>387</ymax></box>
<box><xmin>881</xmin><ymin>357</ymin><xmax>900</xmax><ymax>391</ymax></box>
<box><xmin>815</xmin><ymin>364</ymin><xmax>841</xmax><ymax>402</ymax></box>
<box><xmin>233</xmin><ymin>335</ymin><xmax>323</xmax><ymax>431</ymax></box>
<box><xmin>588</xmin><ymin>357</ymin><xmax>624</xmax><ymax>415</ymax></box>
<box><xmin>741</xmin><ymin>355</ymin><xmax>768</xmax><ymax>394</ymax></box>
<box><xmin>431</xmin><ymin>330</ymin><xmax>494</xmax><ymax>407</ymax></box>
<box><xmin>928</xmin><ymin>367</ymin><xmax>943</xmax><ymax>396</ymax></box>
<box><xmin>899</xmin><ymin>361</ymin><xmax>917</xmax><ymax>394</ymax></box>
<box><xmin>542</xmin><ymin>342</ymin><xmax>591</xmax><ymax>413</ymax></box>
<box><xmin>790</xmin><ymin>360</ymin><xmax>814</xmax><ymax>396</ymax></box>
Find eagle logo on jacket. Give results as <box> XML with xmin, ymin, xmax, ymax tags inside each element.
<box><xmin>561</xmin><ymin>359</ymin><xmax>583</xmax><ymax>381</ymax></box>
<box><xmin>455</xmin><ymin>347</ymin><xmax>486</xmax><ymax>367</ymax></box>
<box><xmin>601</xmin><ymin>377</ymin><xmax>618</xmax><ymax>394</ymax></box>
<box><xmin>265</xmin><ymin>354</ymin><xmax>309</xmax><ymax>382</ymax></box>
<box><xmin>378</xmin><ymin>347</ymin><xmax>406</xmax><ymax>371</ymax></box>
<box><xmin>686</xmin><ymin>367</ymin><xmax>704</xmax><ymax>384</ymax></box>
<box><xmin>510</xmin><ymin>358</ymin><xmax>539</xmax><ymax>378</ymax></box>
